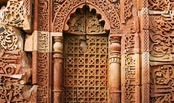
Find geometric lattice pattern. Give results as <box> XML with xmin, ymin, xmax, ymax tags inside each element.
<box><xmin>64</xmin><ymin>35</ymin><xmax>108</xmax><ymax>103</ymax></box>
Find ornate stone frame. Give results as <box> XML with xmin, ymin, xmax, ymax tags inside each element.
<box><xmin>35</xmin><ymin>0</ymin><xmax>143</xmax><ymax>102</ymax></box>
<box><xmin>51</xmin><ymin>2</ymin><xmax>121</xmax><ymax>103</ymax></box>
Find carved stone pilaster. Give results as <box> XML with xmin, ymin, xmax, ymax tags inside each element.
<box><xmin>121</xmin><ymin>34</ymin><xmax>140</xmax><ymax>103</ymax></box>
<box><xmin>53</xmin><ymin>36</ymin><xmax>63</xmax><ymax>103</ymax></box>
<box><xmin>109</xmin><ymin>36</ymin><xmax>121</xmax><ymax>103</ymax></box>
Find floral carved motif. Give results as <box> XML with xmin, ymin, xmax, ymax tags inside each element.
<box><xmin>0</xmin><ymin>0</ymin><xmax>32</xmax><ymax>33</ymax></box>
<box><xmin>52</xmin><ymin>0</ymin><xmax>61</xmax><ymax>21</ymax></box>
<box><xmin>109</xmin><ymin>3</ymin><xmax>120</xmax><ymax>33</ymax></box>
<box><xmin>86</xmin><ymin>0</ymin><xmax>120</xmax><ymax>31</ymax></box>
<box><xmin>0</xmin><ymin>26</ymin><xmax>23</xmax><ymax>51</ymax></box>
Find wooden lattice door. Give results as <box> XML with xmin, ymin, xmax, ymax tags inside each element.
<box><xmin>63</xmin><ymin>5</ymin><xmax>109</xmax><ymax>103</ymax></box>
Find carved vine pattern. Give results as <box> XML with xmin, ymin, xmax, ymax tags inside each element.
<box><xmin>52</xmin><ymin>0</ymin><xmax>65</xmax><ymax>21</ymax></box>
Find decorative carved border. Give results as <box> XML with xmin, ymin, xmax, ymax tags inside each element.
<box><xmin>38</xmin><ymin>0</ymin><xmax>49</xmax><ymax>31</ymax></box>
<box><xmin>35</xmin><ymin>0</ymin><xmax>51</xmax><ymax>103</ymax></box>
<box><xmin>121</xmin><ymin>33</ymin><xmax>140</xmax><ymax>103</ymax></box>
<box><xmin>52</xmin><ymin>0</ymin><xmax>120</xmax><ymax>35</ymax></box>
<box><xmin>37</xmin><ymin>52</ymin><xmax>51</xmax><ymax>103</ymax></box>
<box><xmin>140</xmin><ymin>0</ymin><xmax>150</xmax><ymax>103</ymax></box>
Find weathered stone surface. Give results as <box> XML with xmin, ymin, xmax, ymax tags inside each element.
<box><xmin>0</xmin><ymin>0</ymin><xmax>174</xmax><ymax>103</ymax></box>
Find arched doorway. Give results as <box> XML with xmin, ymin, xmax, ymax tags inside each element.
<box><xmin>63</xmin><ymin>5</ymin><xmax>109</xmax><ymax>103</ymax></box>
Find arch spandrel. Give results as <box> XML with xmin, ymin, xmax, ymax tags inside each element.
<box><xmin>52</xmin><ymin>0</ymin><xmax>120</xmax><ymax>34</ymax></box>
<box><xmin>64</xmin><ymin>5</ymin><xmax>108</xmax><ymax>34</ymax></box>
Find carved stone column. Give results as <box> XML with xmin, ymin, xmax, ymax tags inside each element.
<box><xmin>53</xmin><ymin>36</ymin><xmax>63</xmax><ymax>103</ymax></box>
<box><xmin>109</xmin><ymin>36</ymin><xmax>121</xmax><ymax>103</ymax></box>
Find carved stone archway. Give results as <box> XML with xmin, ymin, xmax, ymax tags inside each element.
<box><xmin>52</xmin><ymin>2</ymin><xmax>121</xmax><ymax>103</ymax></box>
<box><xmin>52</xmin><ymin>0</ymin><xmax>120</xmax><ymax>34</ymax></box>
<box><xmin>63</xmin><ymin>5</ymin><xmax>109</xmax><ymax>103</ymax></box>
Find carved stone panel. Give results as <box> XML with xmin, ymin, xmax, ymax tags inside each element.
<box><xmin>4</xmin><ymin>0</ymin><xmax>174</xmax><ymax>102</ymax></box>
<box><xmin>149</xmin><ymin>2</ymin><xmax>174</xmax><ymax>103</ymax></box>
<box><xmin>64</xmin><ymin>34</ymin><xmax>108</xmax><ymax>103</ymax></box>
<box><xmin>0</xmin><ymin>26</ymin><xmax>23</xmax><ymax>51</ymax></box>
<box><xmin>52</xmin><ymin>0</ymin><xmax>120</xmax><ymax>35</ymax></box>
<box><xmin>0</xmin><ymin>0</ymin><xmax>32</xmax><ymax>33</ymax></box>
<box><xmin>121</xmin><ymin>34</ymin><xmax>140</xmax><ymax>103</ymax></box>
<box><xmin>0</xmin><ymin>0</ymin><xmax>36</xmax><ymax>102</ymax></box>
<box><xmin>151</xmin><ymin>65</ymin><xmax>174</xmax><ymax>103</ymax></box>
